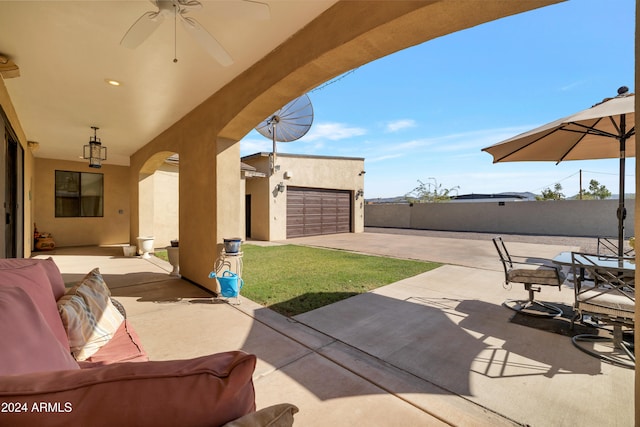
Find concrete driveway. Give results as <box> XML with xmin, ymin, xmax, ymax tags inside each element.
<box><xmin>281</xmin><ymin>229</ymin><xmax>580</xmax><ymax>270</ymax></box>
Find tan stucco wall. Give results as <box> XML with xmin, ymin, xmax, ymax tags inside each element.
<box><xmin>33</xmin><ymin>158</ymin><xmax>129</xmax><ymax>247</ymax></box>
<box><xmin>138</xmin><ymin>172</ymin><xmax>154</xmax><ymax>239</ymax></box>
<box><xmin>244</xmin><ymin>156</ymin><xmax>272</xmax><ymax>241</ymax></box>
<box><xmin>135</xmin><ymin>162</ymin><xmax>179</xmax><ymax>248</ymax></box>
<box><xmin>244</xmin><ymin>154</ymin><xmax>365</xmax><ymax>241</ymax></box>
<box><xmin>152</xmin><ymin>163</ymin><xmax>179</xmax><ymax>248</ymax></box>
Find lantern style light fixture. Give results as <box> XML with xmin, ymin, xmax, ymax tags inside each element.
<box><xmin>83</xmin><ymin>126</ymin><xmax>107</xmax><ymax>168</ymax></box>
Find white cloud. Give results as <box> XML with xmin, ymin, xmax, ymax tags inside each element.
<box><xmin>240</xmin><ymin>137</ymin><xmax>273</xmax><ymax>156</ymax></box>
<box><xmin>301</xmin><ymin>122</ymin><xmax>367</xmax><ymax>142</ymax></box>
<box><xmin>560</xmin><ymin>80</ymin><xmax>588</xmax><ymax>92</ymax></box>
<box><xmin>385</xmin><ymin>119</ymin><xmax>416</xmax><ymax>133</ymax></box>
<box><xmin>367</xmin><ymin>153</ymin><xmax>405</xmax><ymax>163</ymax></box>
<box><xmin>398</xmin><ymin>126</ymin><xmax>536</xmax><ymax>154</ymax></box>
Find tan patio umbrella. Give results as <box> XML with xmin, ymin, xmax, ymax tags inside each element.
<box><xmin>482</xmin><ymin>87</ymin><xmax>635</xmax><ymax>256</ymax></box>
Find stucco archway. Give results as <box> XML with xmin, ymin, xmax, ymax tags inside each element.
<box><xmin>130</xmin><ymin>0</ymin><xmax>562</xmax><ymax>290</ymax></box>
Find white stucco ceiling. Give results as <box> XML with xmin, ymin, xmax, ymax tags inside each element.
<box><xmin>0</xmin><ymin>0</ymin><xmax>336</xmax><ymax>165</ymax></box>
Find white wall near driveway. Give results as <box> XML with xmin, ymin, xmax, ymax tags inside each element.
<box><xmin>365</xmin><ymin>199</ymin><xmax>635</xmax><ymax>238</ymax></box>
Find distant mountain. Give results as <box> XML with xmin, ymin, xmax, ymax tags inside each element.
<box><xmin>566</xmin><ymin>193</ymin><xmax>635</xmax><ymax>200</ymax></box>
<box><xmin>365</xmin><ymin>192</ymin><xmax>637</xmax><ymax>204</ymax></box>
<box><xmin>366</xmin><ymin>192</ymin><xmax>538</xmax><ymax>204</ymax></box>
<box><xmin>452</xmin><ymin>192</ymin><xmax>536</xmax><ymax>201</ymax></box>
<box><xmin>366</xmin><ymin>196</ymin><xmax>409</xmax><ymax>204</ymax></box>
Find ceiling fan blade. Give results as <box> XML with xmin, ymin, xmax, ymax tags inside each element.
<box><xmin>120</xmin><ymin>11</ymin><xmax>165</xmax><ymax>48</ymax></box>
<box><xmin>180</xmin><ymin>16</ymin><xmax>233</xmax><ymax>66</ymax></box>
<box><xmin>217</xmin><ymin>0</ymin><xmax>270</xmax><ymax>21</ymax></box>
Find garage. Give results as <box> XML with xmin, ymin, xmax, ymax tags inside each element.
<box><xmin>287</xmin><ymin>187</ymin><xmax>351</xmax><ymax>238</ymax></box>
<box><xmin>242</xmin><ymin>153</ymin><xmax>364</xmax><ymax>241</ymax></box>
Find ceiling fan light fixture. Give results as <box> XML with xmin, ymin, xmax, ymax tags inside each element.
<box><xmin>120</xmin><ymin>0</ymin><xmax>270</xmax><ymax>66</ymax></box>
<box><xmin>83</xmin><ymin>126</ymin><xmax>107</xmax><ymax>168</ymax></box>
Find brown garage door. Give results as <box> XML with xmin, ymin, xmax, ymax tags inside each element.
<box><xmin>287</xmin><ymin>187</ymin><xmax>351</xmax><ymax>238</ymax></box>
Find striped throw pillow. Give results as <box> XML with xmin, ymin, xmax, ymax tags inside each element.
<box><xmin>57</xmin><ymin>268</ymin><xmax>124</xmax><ymax>361</ymax></box>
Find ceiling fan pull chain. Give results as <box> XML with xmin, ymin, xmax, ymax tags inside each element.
<box><xmin>173</xmin><ymin>3</ymin><xmax>178</xmax><ymax>63</ymax></box>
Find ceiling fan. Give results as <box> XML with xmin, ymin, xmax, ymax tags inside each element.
<box><xmin>120</xmin><ymin>0</ymin><xmax>270</xmax><ymax>66</ymax></box>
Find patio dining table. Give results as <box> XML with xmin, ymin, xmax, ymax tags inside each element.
<box><xmin>552</xmin><ymin>251</ymin><xmax>636</xmax><ymax>273</ymax></box>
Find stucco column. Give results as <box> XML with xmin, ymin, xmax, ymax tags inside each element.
<box><xmin>179</xmin><ymin>135</ymin><xmax>242</xmax><ymax>292</ymax></box>
<box><xmin>215</xmin><ymin>137</ymin><xmax>243</xmax><ymax>244</ymax></box>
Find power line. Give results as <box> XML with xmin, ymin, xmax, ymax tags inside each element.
<box><xmin>531</xmin><ymin>168</ymin><xmax>633</xmax><ymax>193</ymax></box>
<box><xmin>310</xmin><ymin>68</ymin><xmax>359</xmax><ymax>93</ymax></box>
<box><xmin>531</xmin><ymin>171</ymin><xmax>580</xmax><ymax>192</ymax></box>
<box><xmin>581</xmin><ymin>169</ymin><xmax>634</xmax><ymax>177</ymax></box>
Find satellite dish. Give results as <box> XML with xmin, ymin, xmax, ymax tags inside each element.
<box><xmin>255</xmin><ymin>94</ymin><xmax>313</xmax><ymax>174</ymax></box>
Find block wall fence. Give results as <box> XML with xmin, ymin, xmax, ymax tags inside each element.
<box><xmin>364</xmin><ymin>199</ymin><xmax>635</xmax><ymax>238</ymax></box>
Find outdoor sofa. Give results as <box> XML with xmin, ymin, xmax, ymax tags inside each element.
<box><xmin>0</xmin><ymin>258</ymin><xmax>297</xmax><ymax>426</ymax></box>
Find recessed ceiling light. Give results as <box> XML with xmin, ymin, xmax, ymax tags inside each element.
<box><xmin>105</xmin><ymin>79</ymin><xmax>121</xmax><ymax>87</ymax></box>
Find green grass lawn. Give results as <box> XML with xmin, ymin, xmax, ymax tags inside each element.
<box><xmin>238</xmin><ymin>244</ymin><xmax>440</xmax><ymax>317</ymax></box>
<box><xmin>154</xmin><ymin>250</ymin><xmax>168</xmax><ymax>262</ymax></box>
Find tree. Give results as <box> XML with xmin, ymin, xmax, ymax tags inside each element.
<box><xmin>581</xmin><ymin>179</ymin><xmax>612</xmax><ymax>200</ymax></box>
<box><xmin>536</xmin><ymin>183</ymin><xmax>564</xmax><ymax>201</ymax></box>
<box><xmin>405</xmin><ymin>178</ymin><xmax>459</xmax><ymax>203</ymax></box>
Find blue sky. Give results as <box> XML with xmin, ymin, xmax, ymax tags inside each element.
<box><xmin>241</xmin><ymin>0</ymin><xmax>635</xmax><ymax>199</ymax></box>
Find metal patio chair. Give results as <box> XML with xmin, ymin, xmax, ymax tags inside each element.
<box><xmin>597</xmin><ymin>236</ymin><xmax>634</xmax><ymax>257</ymax></box>
<box><xmin>492</xmin><ymin>237</ymin><xmax>565</xmax><ymax>318</ymax></box>
<box><xmin>570</xmin><ymin>252</ymin><xmax>635</xmax><ymax>368</ymax></box>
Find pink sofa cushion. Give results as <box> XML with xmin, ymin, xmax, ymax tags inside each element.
<box><xmin>0</xmin><ymin>351</ymin><xmax>256</xmax><ymax>427</ymax></box>
<box><xmin>0</xmin><ymin>262</ymin><xmax>69</xmax><ymax>349</ymax></box>
<box><xmin>77</xmin><ymin>320</ymin><xmax>149</xmax><ymax>367</ymax></box>
<box><xmin>0</xmin><ymin>286</ymin><xmax>79</xmax><ymax>376</ymax></box>
<box><xmin>0</xmin><ymin>257</ymin><xmax>66</xmax><ymax>300</ymax></box>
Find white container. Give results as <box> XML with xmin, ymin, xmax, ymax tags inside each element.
<box><xmin>122</xmin><ymin>245</ymin><xmax>137</xmax><ymax>257</ymax></box>
<box><xmin>166</xmin><ymin>246</ymin><xmax>180</xmax><ymax>277</ymax></box>
<box><xmin>137</xmin><ymin>236</ymin><xmax>155</xmax><ymax>259</ymax></box>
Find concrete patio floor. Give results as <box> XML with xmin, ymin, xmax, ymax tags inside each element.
<box><xmin>36</xmin><ymin>231</ymin><xmax>634</xmax><ymax>426</ymax></box>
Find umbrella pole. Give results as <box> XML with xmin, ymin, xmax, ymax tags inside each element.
<box><xmin>617</xmin><ymin>114</ymin><xmax>627</xmax><ymax>257</ymax></box>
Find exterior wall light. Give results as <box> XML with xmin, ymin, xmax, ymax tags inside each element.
<box><xmin>27</xmin><ymin>141</ymin><xmax>39</xmax><ymax>152</ymax></box>
<box><xmin>355</xmin><ymin>189</ymin><xmax>364</xmax><ymax>199</ymax></box>
<box><xmin>277</xmin><ymin>182</ymin><xmax>286</xmax><ymax>193</ymax></box>
<box><xmin>83</xmin><ymin>126</ymin><xmax>107</xmax><ymax>168</ymax></box>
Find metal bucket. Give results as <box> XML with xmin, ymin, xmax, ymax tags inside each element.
<box><xmin>223</xmin><ymin>238</ymin><xmax>242</xmax><ymax>254</ymax></box>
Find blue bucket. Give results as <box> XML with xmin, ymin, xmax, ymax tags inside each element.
<box><xmin>224</xmin><ymin>238</ymin><xmax>242</xmax><ymax>254</ymax></box>
<box><xmin>209</xmin><ymin>270</ymin><xmax>244</xmax><ymax>298</ymax></box>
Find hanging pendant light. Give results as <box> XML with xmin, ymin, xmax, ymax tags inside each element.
<box><xmin>83</xmin><ymin>126</ymin><xmax>107</xmax><ymax>168</ymax></box>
